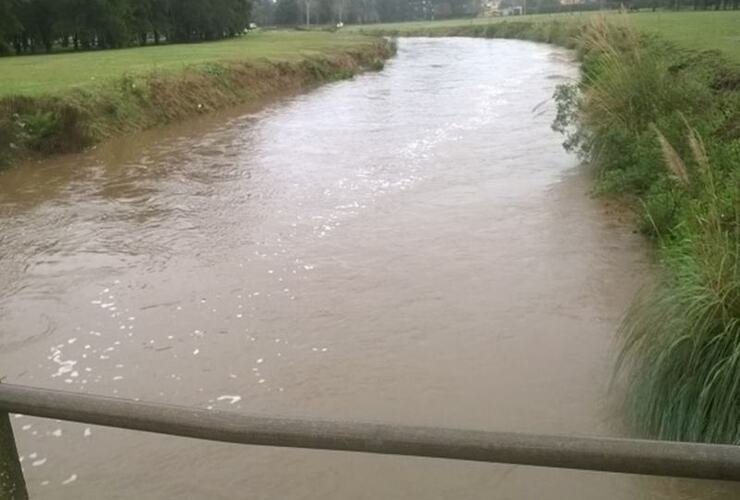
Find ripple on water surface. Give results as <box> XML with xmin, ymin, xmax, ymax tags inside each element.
<box><xmin>1</xmin><ymin>37</ymin><xmax>737</xmax><ymax>500</ymax></box>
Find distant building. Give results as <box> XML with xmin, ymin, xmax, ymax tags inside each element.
<box><xmin>480</xmin><ymin>0</ymin><xmax>502</xmax><ymax>15</ymax></box>
<box><xmin>480</xmin><ymin>0</ymin><xmax>523</xmax><ymax>16</ymax></box>
<box><xmin>502</xmin><ymin>5</ymin><xmax>523</xmax><ymax>14</ymax></box>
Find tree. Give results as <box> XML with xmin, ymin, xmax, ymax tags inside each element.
<box><xmin>300</xmin><ymin>0</ymin><xmax>315</xmax><ymax>25</ymax></box>
<box><xmin>333</xmin><ymin>0</ymin><xmax>349</xmax><ymax>22</ymax></box>
<box><xmin>16</xmin><ymin>0</ymin><xmax>58</xmax><ymax>52</ymax></box>
<box><xmin>2</xmin><ymin>0</ymin><xmax>253</xmax><ymax>55</ymax></box>
<box><xmin>274</xmin><ymin>0</ymin><xmax>300</xmax><ymax>24</ymax></box>
<box><xmin>0</xmin><ymin>0</ymin><xmax>22</xmax><ymax>54</ymax></box>
<box><xmin>252</xmin><ymin>0</ymin><xmax>276</xmax><ymax>25</ymax></box>
<box><xmin>318</xmin><ymin>0</ymin><xmax>334</xmax><ymax>23</ymax></box>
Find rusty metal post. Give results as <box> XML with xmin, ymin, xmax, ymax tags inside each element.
<box><xmin>0</xmin><ymin>411</ymin><xmax>28</xmax><ymax>500</ymax></box>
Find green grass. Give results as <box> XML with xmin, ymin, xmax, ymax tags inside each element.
<box><xmin>351</xmin><ymin>11</ymin><xmax>740</xmax><ymax>63</ymax></box>
<box><xmin>0</xmin><ymin>33</ymin><xmax>393</xmax><ymax>163</ymax></box>
<box><xmin>359</xmin><ymin>11</ymin><xmax>740</xmax><ymax>443</ymax></box>
<box><xmin>2</xmin><ymin>12</ymin><xmax>736</xmax><ymax>97</ymax></box>
<box><xmin>0</xmin><ymin>30</ymin><xmax>380</xmax><ymax>96</ymax></box>
<box><xmin>0</xmin><ymin>10</ymin><xmax>737</xmax><ymax>442</ymax></box>
<box><xmin>630</xmin><ymin>11</ymin><xmax>740</xmax><ymax>59</ymax></box>
<box><xmin>549</xmin><ymin>17</ymin><xmax>740</xmax><ymax>443</ymax></box>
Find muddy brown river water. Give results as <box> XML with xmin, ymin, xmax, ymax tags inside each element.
<box><xmin>1</xmin><ymin>37</ymin><xmax>738</xmax><ymax>499</ymax></box>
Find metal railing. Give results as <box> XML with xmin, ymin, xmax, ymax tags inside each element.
<box><xmin>1</xmin><ymin>383</ymin><xmax>740</xmax><ymax>499</ymax></box>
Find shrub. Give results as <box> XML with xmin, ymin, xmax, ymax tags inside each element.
<box><xmin>554</xmin><ymin>16</ymin><xmax>740</xmax><ymax>443</ymax></box>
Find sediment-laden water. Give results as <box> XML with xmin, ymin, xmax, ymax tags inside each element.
<box><xmin>1</xmin><ymin>38</ymin><xmax>736</xmax><ymax>499</ymax></box>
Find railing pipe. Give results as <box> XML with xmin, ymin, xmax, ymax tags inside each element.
<box><xmin>1</xmin><ymin>384</ymin><xmax>739</xmax><ymax>482</ymax></box>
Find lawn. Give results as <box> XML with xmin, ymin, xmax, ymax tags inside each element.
<box><xmin>0</xmin><ymin>30</ymin><xmax>380</xmax><ymax>96</ymax></box>
<box><xmin>630</xmin><ymin>11</ymin><xmax>740</xmax><ymax>60</ymax></box>
<box><xmin>1</xmin><ymin>11</ymin><xmax>737</xmax><ymax>97</ymax></box>
<box><xmin>350</xmin><ymin>10</ymin><xmax>740</xmax><ymax>63</ymax></box>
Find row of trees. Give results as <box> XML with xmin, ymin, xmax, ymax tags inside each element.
<box><xmin>254</xmin><ymin>0</ymin><xmax>738</xmax><ymax>26</ymax></box>
<box><xmin>4</xmin><ymin>0</ymin><xmax>738</xmax><ymax>55</ymax></box>
<box><xmin>253</xmin><ymin>0</ymin><xmax>480</xmax><ymax>26</ymax></box>
<box><xmin>0</xmin><ymin>0</ymin><xmax>253</xmax><ymax>55</ymax></box>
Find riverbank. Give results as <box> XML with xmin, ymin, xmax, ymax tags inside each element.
<box><xmin>2</xmin><ymin>13</ymin><xmax>737</xmax><ymax>446</ymax></box>
<box><xmin>364</xmin><ymin>14</ymin><xmax>740</xmax><ymax>444</ymax></box>
<box><xmin>0</xmin><ymin>31</ymin><xmax>393</xmax><ymax>164</ymax></box>
<box><xmin>4</xmin><ymin>37</ymin><xmax>677</xmax><ymax>499</ymax></box>
<box><xmin>353</xmin><ymin>11</ymin><xmax>740</xmax><ymax>63</ymax></box>
<box><xmin>556</xmin><ymin>18</ymin><xmax>739</xmax><ymax>445</ymax></box>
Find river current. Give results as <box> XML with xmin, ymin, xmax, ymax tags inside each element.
<box><xmin>1</xmin><ymin>37</ymin><xmax>736</xmax><ymax>499</ymax></box>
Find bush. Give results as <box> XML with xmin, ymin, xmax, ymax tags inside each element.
<box><xmin>554</xmin><ymin>16</ymin><xmax>740</xmax><ymax>443</ymax></box>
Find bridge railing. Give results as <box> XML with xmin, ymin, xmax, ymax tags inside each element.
<box><xmin>2</xmin><ymin>383</ymin><xmax>739</xmax><ymax>499</ymax></box>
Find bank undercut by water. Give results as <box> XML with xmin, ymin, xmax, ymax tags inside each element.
<box><xmin>371</xmin><ymin>16</ymin><xmax>740</xmax><ymax>444</ymax></box>
<box><xmin>0</xmin><ymin>37</ymin><xmax>394</xmax><ymax>165</ymax></box>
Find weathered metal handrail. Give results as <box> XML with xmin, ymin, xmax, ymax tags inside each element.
<box><xmin>1</xmin><ymin>383</ymin><xmax>740</xmax><ymax>498</ymax></box>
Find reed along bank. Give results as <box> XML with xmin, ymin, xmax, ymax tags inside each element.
<box><xmin>366</xmin><ymin>14</ymin><xmax>740</xmax><ymax>444</ymax></box>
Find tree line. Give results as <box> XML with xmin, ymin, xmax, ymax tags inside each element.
<box><xmin>254</xmin><ymin>0</ymin><xmax>737</xmax><ymax>26</ymax></box>
<box><xmin>0</xmin><ymin>0</ymin><xmax>479</xmax><ymax>55</ymax></box>
<box><xmin>3</xmin><ymin>0</ymin><xmax>738</xmax><ymax>56</ymax></box>
<box><xmin>254</xmin><ymin>0</ymin><xmax>480</xmax><ymax>26</ymax></box>
<box><xmin>0</xmin><ymin>0</ymin><xmax>253</xmax><ymax>55</ymax></box>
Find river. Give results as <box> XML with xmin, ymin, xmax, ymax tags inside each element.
<box><xmin>1</xmin><ymin>37</ymin><xmax>737</xmax><ymax>499</ymax></box>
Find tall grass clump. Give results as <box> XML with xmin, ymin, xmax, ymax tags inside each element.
<box><xmin>555</xmin><ymin>16</ymin><xmax>740</xmax><ymax>443</ymax></box>
<box><xmin>619</xmin><ymin>126</ymin><xmax>740</xmax><ymax>443</ymax></box>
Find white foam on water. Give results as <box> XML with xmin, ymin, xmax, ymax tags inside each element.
<box><xmin>50</xmin><ymin>349</ymin><xmax>77</xmax><ymax>378</ymax></box>
<box><xmin>216</xmin><ymin>395</ymin><xmax>242</xmax><ymax>404</ymax></box>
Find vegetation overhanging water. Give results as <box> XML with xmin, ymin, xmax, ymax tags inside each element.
<box><xmin>1</xmin><ymin>9</ymin><xmax>738</xmax><ymax>447</ymax></box>
<box><xmin>369</xmin><ymin>15</ymin><xmax>740</xmax><ymax>444</ymax></box>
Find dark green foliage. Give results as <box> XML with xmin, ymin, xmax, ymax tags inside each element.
<box><xmin>0</xmin><ymin>0</ymin><xmax>21</xmax><ymax>54</ymax></box>
<box><xmin>268</xmin><ymin>0</ymin><xmax>482</xmax><ymax>27</ymax></box>
<box><xmin>550</xmin><ymin>18</ymin><xmax>740</xmax><ymax>443</ymax></box>
<box><xmin>1</xmin><ymin>0</ymin><xmax>254</xmax><ymax>55</ymax></box>
<box><xmin>274</xmin><ymin>0</ymin><xmax>300</xmax><ymax>25</ymax></box>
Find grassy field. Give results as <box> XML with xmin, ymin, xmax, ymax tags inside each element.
<box><xmin>2</xmin><ymin>11</ymin><xmax>736</xmax><ymax>97</ymax></box>
<box><xmin>630</xmin><ymin>11</ymin><xmax>740</xmax><ymax>59</ymax></box>
<box><xmin>0</xmin><ymin>32</ymin><xmax>392</xmax><ymax>163</ymax></box>
<box><xmin>0</xmin><ymin>31</ymin><xmax>381</xmax><ymax>96</ymax></box>
<box><xmin>351</xmin><ymin>11</ymin><xmax>740</xmax><ymax>63</ymax></box>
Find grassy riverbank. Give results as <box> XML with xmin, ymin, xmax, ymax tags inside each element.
<box><xmin>353</xmin><ymin>11</ymin><xmax>740</xmax><ymax>62</ymax></box>
<box><xmin>559</xmin><ymin>18</ymin><xmax>739</xmax><ymax>444</ymax></box>
<box><xmin>0</xmin><ymin>31</ymin><xmax>393</xmax><ymax>163</ymax></box>
<box><xmin>363</xmin><ymin>14</ymin><xmax>740</xmax><ymax>444</ymax></box>
<box><xmin>2</xmin><ymin>13</ymin><xmax>738</xmax><ymax>444</ymax></box>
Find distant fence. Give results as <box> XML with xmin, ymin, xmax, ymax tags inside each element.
<box><xmin>1</xmin><ymin>383</ymin><xmax>740</xmax><ymax>499</ymax></box>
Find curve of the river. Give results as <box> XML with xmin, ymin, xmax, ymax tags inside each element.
<box><xmin>1</xmin><ymin>37</ymin><xmax>736</xmax><ymax>499</ymax></box>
